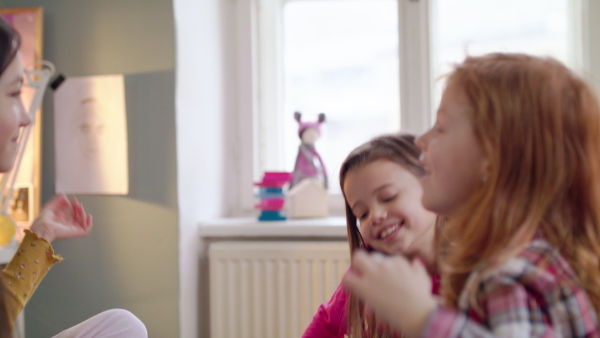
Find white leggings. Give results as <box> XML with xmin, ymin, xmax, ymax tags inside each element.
<box><xmin>51</xmin><ymin>309</ymin><xmax>147</xmax><ymax>338</ymax></box>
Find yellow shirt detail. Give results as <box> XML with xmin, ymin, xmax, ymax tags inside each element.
<box><xmin>2</xmin><ymin>230</ymin><xmax>62</xmax><ymax>330</ymax></box>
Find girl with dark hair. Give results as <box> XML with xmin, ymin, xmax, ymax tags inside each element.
<box><xmin>0</xmin><ymin>17</ymin><xmax>146</xmax><ymax>337</ymax></box>
<box><xmin>302</xmin><ymin>133</ymin><xmax>438</xmax><ymax>338</ymax></box>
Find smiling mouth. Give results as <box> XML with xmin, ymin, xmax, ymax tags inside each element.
<box><xmin>379</xmin><ymin>223</ymin><xmax>401</xmax><ymax>240</ymax></box>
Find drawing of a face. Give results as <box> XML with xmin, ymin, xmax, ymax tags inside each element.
<box><xmin>74</xmin><ymin>98</ymin><xmax>108</xmax><ymax>159</ymax></box>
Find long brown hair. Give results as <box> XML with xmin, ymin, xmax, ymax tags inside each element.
<box><xmin>438</xmin><ymin>53</ymin><xmax>600</xmax><ymax>315</ymax></box>
<box><xmin>339</xmin><ymin>133</ymin><xmax>424</xmax><ymax>337</ymax></box>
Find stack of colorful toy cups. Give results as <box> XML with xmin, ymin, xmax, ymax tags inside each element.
<box><xmin>255</xmin><ymin>172</ymin><xmax>292</xmax><ymax>221</ymax></box>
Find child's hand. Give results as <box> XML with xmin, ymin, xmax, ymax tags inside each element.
<box><xmin>343</xmin><ymin>251</ymin><xmax>438</xmax><ymax>338</ymax></box>
<box><xmin>29</xmin><ymin>194</ymin><xmax>93</xmax><ymax>243</ymax></box>
<box><xmin>364</xmin><ymin>304</ymin><xmax>395</xmax><ymax>336</ymax></box>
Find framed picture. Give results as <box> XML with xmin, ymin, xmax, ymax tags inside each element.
<box><xmin>7</xmin><ymin>183</ymin><xmax>34</xmax><ymax>224</ymax></box>
<box><xmin>0</xmin><ymin>7</ymin><xmax>44</xmax><ymax>224</ymax></box>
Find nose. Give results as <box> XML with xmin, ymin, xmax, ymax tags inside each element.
<box><xmin>369</xmin><ymin>207</ymin><xmax>387</xmax><ymax>226</ymax></box>
<box><xmin>18</xmin><ymin>100</ymin><xmax>31</xmax><ymax>128</ymax></box>
<box><xmin>415</xmin><ymin>131</ymin><xmax>428</xmax><ymax>152</ymax></box>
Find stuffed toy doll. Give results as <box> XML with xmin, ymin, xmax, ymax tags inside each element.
<box><xmin>290</xmin><ymin>111</ymin><xmax>328</xmax><ymax>189</ymax></box>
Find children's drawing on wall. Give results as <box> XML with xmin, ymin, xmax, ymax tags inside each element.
<box><xmin>74</xmin><ymin>98</ymin><xmax>109</xmax><ymax>159</ymax></box>
<box><xmin>54</xmin><ymin>75</ymin><xmax>129</xmax><ymax>194</ymax></box>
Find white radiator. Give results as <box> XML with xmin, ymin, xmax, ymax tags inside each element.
<box><xmin>209</xmin><ymin>241</ymin><xmax>350</xmax><ymax>338</ymax></box>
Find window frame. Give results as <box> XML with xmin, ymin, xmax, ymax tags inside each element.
<box><xmin>233</xmin><ymin>0</ymin><xmax>590</xmax><ymax>215</ymax></box>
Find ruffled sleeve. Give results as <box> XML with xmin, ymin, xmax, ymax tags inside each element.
<box><xmin>1</xmin><ymin>230</ymin><xmax>62</xmax><ymax>330</ymax></box>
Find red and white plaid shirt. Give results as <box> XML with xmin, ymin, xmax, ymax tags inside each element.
<box><xmin>422</xmin><ymin>238</ymin><xmax>599</xmax><ymax>337</ymax></box>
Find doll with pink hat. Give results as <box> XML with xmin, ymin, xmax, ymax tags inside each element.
<box><xmin>291</xmin><ymin>111</ymin><xmax>328</xmax><ymax>189</ymax></box>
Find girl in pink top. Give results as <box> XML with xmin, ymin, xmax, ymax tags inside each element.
<box><xmin>302</xmin><ymin>134</ymin><xmax>439</xmax><ymax>338</ymax></box>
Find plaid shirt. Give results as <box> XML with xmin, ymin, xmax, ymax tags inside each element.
<box><xmin>422</xmin><ymin>238</ymin><xmax>599</xmax><ymax>337</ymax></box>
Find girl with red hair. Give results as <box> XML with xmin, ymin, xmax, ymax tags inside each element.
<box><xmin>344</xmin><ymin>53</ymin><xmax>600</xmax><ymax>337</ymax></box>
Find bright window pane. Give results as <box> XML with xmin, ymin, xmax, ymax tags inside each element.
<box><xmin>282</xmin><ymin>0</ymin><xmax>399</xmax><ymax>193</ymax></box>
<box><xmin>431</xmin><ymin>0</ymin><xmax>575</xmax><ymax>109</ymax></box>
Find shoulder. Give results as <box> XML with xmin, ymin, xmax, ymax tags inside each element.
<box><xmin>473</xmin><ymin>239</ymin><xmax>599</xmax><ymax>335</ymax></box>
<box><xmin>477</xmin><ymin>238</ymin><xmax>579</xmax><ymax>299</ymax></box>
<box><xmin>482</xmin><ymin>239</ymin><xmax>575</xmax><ymax>287</ymax></box>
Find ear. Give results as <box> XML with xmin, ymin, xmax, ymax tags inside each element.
<box><xmin>318</xmin><ymin>112</ymin><xmax>326</xmax><ymax>124</ymax></box>
<box><xmin>294</xmin><ymin>111</ymin><xmax>302</xmax><ymax>123</ymax></box>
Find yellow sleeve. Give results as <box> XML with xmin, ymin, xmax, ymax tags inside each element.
<box><xmin>1</xmin><ymin>230</ymin><xmax>62</xmax><ymax>330</ymax></box>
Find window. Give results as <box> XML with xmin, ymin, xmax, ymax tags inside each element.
<box><xmin>430</xmin><ymin>0</ymin><xmax>587</xmax><ymax>114</ymax></box>
<box><xmin>235</xmin><ymin>0</ymin><xmax>589</xmax><ymax>213</ymax></box>
<box><xmin>277</xmin><ymin>0</ymin><xmax>400</xmax><ymax>195</ymax></box>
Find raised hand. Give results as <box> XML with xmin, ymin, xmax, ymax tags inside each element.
<box><xmin>342</xmin><ymin>251</ymin><xmax>437</xmax><ymax>338</ymax></box>
<box><xmin>363</xmin><ymin>303</ymin><xmax>396</xmax><ymax>336</ymax></box>
<box><xmin>29</xmin><ymin>194</ymin><xmax>93</xmax><ymax>243</ymax></box>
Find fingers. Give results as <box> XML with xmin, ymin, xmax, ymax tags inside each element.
<box><xmin>42</xmin><ymin>193</ymin><xmax>69</xmax><ymax>213</ymax></box>
<box><xmin>350</xmin><ymin>250</ymin><xmax>370</xmax><ymax>273</ymax></box>
<box><xmin>41</xmin><ymin>194</ymin><xmax>91</xmax><ymax>222</ymax></box>
<box><xmin>412</xmin><ymin>256</ymin><xmax>426</xmax><ymax>269</ymax></box>
<box><xmin>86</xmin><ymin>214</ymin><xmax>93</xmax><ymax>230</ymax></box>
<box><xmin>354</xmin><ymin>249</ymin><xmax>387</xmax><ymax>269</ymax></box>
<box><xmin>362</xmin><ymin>304</ymin><xmax>391</xmax><ymax>336</ymax></box>
<box><xmin>343</xmin><ymin>250</ymin><xmax>385</xmax><ymax>294</ymax></box>
<box><xmin>376</xmin><ymin>315</ymin><xmax>389</xmax><ymax>334</ymax></box>
<box><xmin>69</xmin><ymin>196</ymin><xmax>93</xmax><ymax>229</ymax></box>
<box><xmin>411</xmin><ymin>257</ymin><xmax>430</xmax><ymax>279</ymax></box>
<box><xmin>71</xmin><ymin>198</ymin><xmax>85</xmax><ymax>227</ymax></box>
<box><xmin>365</xmin><ymin>304</ymin><xmax>387</xmax><ymax>333</ymax></box>
<box><xmin>343</xmin><ymin>250</ymin><xmax>368</xmax><ymax>291</ymax></box>
<box><xmin>364</xmin><ymin>304</ymin><xmax>375</xmax><ymax>323</ymax></box>
<box><xmin>343</xmin><ymin>251</ymin><xmax>437</xmax><ymax>337</ymax></box>
<box><xmin>72</xmin><ymin>198</ymin><xmax>93</xmax><ymax>236</ymax></box>
<box><xmin>79</xmin><ymin>200</ymin><xmax>93</xmax><ymax>232</ymax></box>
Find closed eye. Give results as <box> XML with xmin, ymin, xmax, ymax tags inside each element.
<box><xmin>383</xmin><ymin>195</ymin><xmax>397</xmax><ymax>203</ymax></box>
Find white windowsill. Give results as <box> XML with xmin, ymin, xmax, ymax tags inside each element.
<box><xmin>198</xmin><ymin>216</ymin><xmax>347</xmax><ymax>238</ymax></box>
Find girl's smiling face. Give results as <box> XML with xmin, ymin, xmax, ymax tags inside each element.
<box><xmin>416</xmin><ymin>80</ymin><xmax>487</xmax><ymax>217</ymax></box>
<box><xmin>343</xmin><ymin>159</ymin><xmax>436</xmax><ymax>257</ymax></box>
<box><xmin>0</xmin><ymin>52</ymin><xmax>31</xmax><ymax>172</ymax></box>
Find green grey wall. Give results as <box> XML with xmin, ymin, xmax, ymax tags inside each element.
<box><xmin>0</xmin><ymin>1</ymin><xmax>179</xmax><ymax>336</ymax></box>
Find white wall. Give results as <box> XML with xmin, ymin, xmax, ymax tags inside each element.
<box><xmin>174</xmin><ymin>0</ymin><xmax>238</xmax><ymax>336</ymax></box>
<box><xmin>174</xmin><ymin>0</ymin><xmax>222</xmax><ymax>336</ymax></box>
